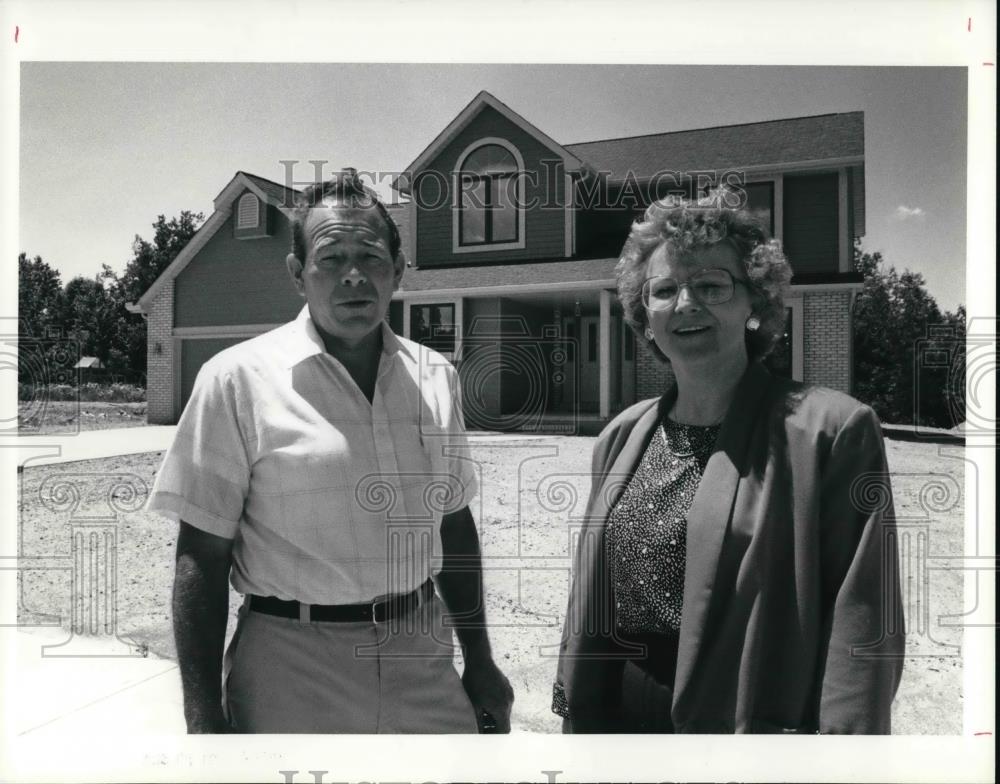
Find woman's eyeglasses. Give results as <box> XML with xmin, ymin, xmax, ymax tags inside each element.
<box><xmin>641</xmin><ymin>269</ymin><xmax>749</xmax><ymax>311</ymax></box>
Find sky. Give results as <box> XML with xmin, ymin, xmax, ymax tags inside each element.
<box><xmin>18</xmin><ymin>63</ymin><xmax>969</xmax><ymax>312</ymax></box>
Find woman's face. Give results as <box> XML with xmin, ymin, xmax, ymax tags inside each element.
<box><xmin>644</xmin><ymin>241</ymin><xmax>756</xmax><ymax>374</ymax></box>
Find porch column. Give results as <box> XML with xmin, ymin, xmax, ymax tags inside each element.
<box><xmin>599</xmin><ymin>289</ymin><xmax>611</xmax><ymax>418</ymax></box>
<box><xmin>773</xmin><ymin>174</ymin><xmax>784</xmax><ymax>244</ymax></box>
<box><xmin>838</xmin><ymin>168</ymin><xmax>849</xmax><ymax>272</ymax></box>
<box><xmin>454</xmin><ymin>297</ymin><xmax>464</xmax><ymax>363</ymax></box>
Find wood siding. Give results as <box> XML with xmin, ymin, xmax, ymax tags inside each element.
<box><xmin>179</xmin><ymin>336</ymin><xmax>248</xmax><ymax>412</ymax></box>
<box><xmin>782</xmin><ymin>173</ymin><xmax>839</xmax><ymax>274</ymax></box>
<box><xmin>414</xmin><ymin>107</ymin><xmax>567</xmax><ymax>266</ymax></box>
<box><xmin>174</xmin><ymin>208</ymin><xmax>301</xmax><ymax>327</ymax></box>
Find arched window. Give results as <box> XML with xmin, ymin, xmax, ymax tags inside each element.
<box><xmin>457</xmin><ymin>143</ymin><xmax>521</xmax><ymax>247</ymax></box>
<box><xmin>237</xmin><ymin>193</ymin><xmax>260</xmax><ymax>229</ymax></box>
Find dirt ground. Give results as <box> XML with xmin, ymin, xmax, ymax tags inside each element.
<box><xmin>16</xmin><ymin>436</ymin><xmax>965</xmax><ymax>734</ymax></box>
<box><xmin>18</xmin><ymin>402</ymin><xmax>148</xmax><ymax>434</ymax></box>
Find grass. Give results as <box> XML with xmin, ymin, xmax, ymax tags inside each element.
<box><xmin>16</xmin><ymin>435</ymin><xmax>964</xmax><ymax>733</ymax></box>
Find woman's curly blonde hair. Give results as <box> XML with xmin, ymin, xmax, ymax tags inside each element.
<box><xmin>615</xmin><ymin>191</ymin><xmax>793</xmax><ymax>364</ymax></box>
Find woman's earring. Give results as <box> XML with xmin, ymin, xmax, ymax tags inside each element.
<box><xmin>745</xmin><ymin>316</ymin><xmax>761</xmax><ymax>332</ymax></box>
<box><xmin>644</xmin><ymin>327</ymin><xmax>654</xmax><ymax>340</ymax></box>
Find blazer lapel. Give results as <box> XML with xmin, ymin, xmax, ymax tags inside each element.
<box><xmin>588</xmin><ymin>402</ymin><xmax>662</xmax><ymax>524</ymax></box>
<box><xmin>566</xmin><ymin>400</ymin><xmax>660</xmax><ymax>657</ymax></box>
<box><xmin>673</xmin><ymin>363</ymin><xmax>773</xmax><ymax>709</ymax></box>
<box><xmin>560</xmin><ymin>399</ymin><xmax>662</xmax><ymax>714</ymax></box>
<box><xmin>573</xmin><ymin>400</ymin><xmax>661</xmax><ymax>634</ymax></box>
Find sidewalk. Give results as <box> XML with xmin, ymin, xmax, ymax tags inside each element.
<box><xmin>9</xmin><ymin>626</ymin><xmax>185</xmax><ymax>738</ymax></box>
<box><xmin>17</xmin><ymin>426</ymin><xmax>179</xmax><ymax>468</ymax></box>
<box><xmin>18</xmin><ymin>425</ymin><xmax>558</xmax><ymax>469</ymax></box>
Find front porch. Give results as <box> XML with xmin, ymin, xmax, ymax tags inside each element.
<box><xmin>392</xmin><ymin>283</ymin><xmax>645</xmax><ymax>435</ymax></box>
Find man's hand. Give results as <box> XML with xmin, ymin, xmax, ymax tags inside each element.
<box><xmin>461</xmin><ymin>647</ymin><xmax>515</xmax><ymax>733</ymax></box>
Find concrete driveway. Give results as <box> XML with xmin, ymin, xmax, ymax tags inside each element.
<box><xmin>16</xmin><ymin>426</ymin><xmax>178</xmax><ymax>468</ymax></box>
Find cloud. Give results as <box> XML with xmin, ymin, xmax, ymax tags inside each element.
<box><xmin>894</xmin><ymin>205</ymin><xmax>926</xmax><ymax>221</ymax></box>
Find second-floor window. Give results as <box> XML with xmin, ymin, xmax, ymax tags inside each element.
<box><xmin>458</xmin><ymin>143</ymin><xmax>520</xmax><ymax>246</ymax></box>
<box><xmin>743</xmin><ymin>181</ymin><xmax>775</xmax><ymax>237</ymax></box>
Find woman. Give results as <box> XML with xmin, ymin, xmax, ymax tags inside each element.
<box><xmin>552</xmin><ymin>194</ymin><xmax>905</xmax><ymax>734</ymax></box>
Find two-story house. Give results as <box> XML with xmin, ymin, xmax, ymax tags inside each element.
<box><xmin>132</xmin><ymin>91</ymin><xmax>865</xmax><ymax>432</ymax></box>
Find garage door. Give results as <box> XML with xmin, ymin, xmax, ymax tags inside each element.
<box><xmin>179</xmin><ymin>337</ymin><xmax>249</xmax><ymax>415</ymax></box>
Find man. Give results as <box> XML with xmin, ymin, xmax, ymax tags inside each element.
<box><xmin>148</xmin><ymin>170</ymin><xmax>513</xmax><ymax>733</ymax></box>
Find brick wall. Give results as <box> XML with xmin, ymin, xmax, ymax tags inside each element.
<box><xmin>803</xmin><ymin>290</ymin><xmax>852</xmax><ymax>392</ymax></box>
<box><xmin>635</xmin><ymin>344</ymin><xmax>674</xmax><ymax>400</ymax></box>
<box><xmin>146</xmin><ymin>281</ymin><xmax>175</xmax><ymax>424</ymax></box>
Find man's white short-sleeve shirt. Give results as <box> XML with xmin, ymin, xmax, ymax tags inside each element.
<box><xmin>147</xmin><ymin>306</ymin><xmax>478</xmax><ymax>604</ymax></box>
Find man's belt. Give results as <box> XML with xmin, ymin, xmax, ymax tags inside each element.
<box><xmin>248</xmin><ymin>579</ymin><xmax>435</xmax><ymax>624</ymax></box>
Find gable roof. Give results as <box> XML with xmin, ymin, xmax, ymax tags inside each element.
<box><xmin>132</xmin><ymin>172</ymin><xmax>301</xmax><ymax>312</ymax></box>
<box><xmin>214</xmin><ymin>170</ymin><xmax>301</xmax><ymax>211</ymax></box>
<box><xmin>239</xmin><ymin>172</ymin><xmax>301</xmax><ymax>208</ymax></box>
<box><xmin>394</xmin><ymin>91</ymin><xmax>585</xmax><ymax>194</ymax></box>
<box><xmin>564</xmin><ymin>112</ymin><xmax>864</xmax><ymax>180</ymax></box>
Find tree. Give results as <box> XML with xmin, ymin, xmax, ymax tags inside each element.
<box><xmin>118</xmin><ymin>211</ymin><xmax>204</xmax><ymax>304</ymax></box>
<box><xmin>17</xmin><ymin>253</ymin><xmax>63</xmax><ymax>338</ymax></box>
<box><xmin>853</xmin><ymin>240</ymin><xmax>965</xmax><ymax>428</ymax></box>
<box><xmin>59</xmin><ymin>274</ymin><xmax>121</xmax><ymax>366</ymax></box>
<box><xmin>112</xmin><ymin>211</ymin><xmax>204</xmax><ymax>380</ymax></box>
<box><xmin>17</xmin><ymin>210</ymin><xmax>202</xmax><ymax>388</ymax></box>
<box><xmin>18</xmin><ymin>253</ymin><xmax>69</xmax><ymax>389</ymax></box>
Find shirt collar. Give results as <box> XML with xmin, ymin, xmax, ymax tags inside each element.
<box><xmin>283</xmin><ymin>305</ymin><xmax>414</xmax><ymax>367</ymax></box>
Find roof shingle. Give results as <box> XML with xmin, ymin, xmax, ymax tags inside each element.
<box><xmin>240</xmin><ymin>171</ymin><xmax>301</xmax><ymax>207</ymax></box>
<box><xmin>565</xmin><ymin>112</ymin><xmax>864</xmax><ymax>179</ymax></box>
<box><xmin>399</xmin><ymin>257</ymin><xmax>618</xmax><ymax>291</ymax></box>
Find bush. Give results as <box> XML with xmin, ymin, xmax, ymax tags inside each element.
<box><xmin>107</xmin><ymin>383</ymin><xmax>146</xmax><ymax>403</ymax></box>
<box><xmin>47</xmin><ymin>384</ymin><xmax>78</xmax><ymax>401</ymax></box>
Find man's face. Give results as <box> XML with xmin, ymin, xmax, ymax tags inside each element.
<box><xmin>287</xmin><ymin>203</ymin><xmax>403</xmax><ymax>351</ymax></box>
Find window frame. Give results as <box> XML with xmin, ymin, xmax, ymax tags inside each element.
<box><xmin>452</xmin><ymin>137</ymin><xmax>526</xmax><ymax>254</ymax></box>
<box><xmin>403</xmin><ymin>296</ymin><xmax>464</xmax><ymax>363</ymax></box>
<box><xmin>741</xmin><ymin>174</ymin><xmax>783</xmax><ymax>243</ymax></box>
<box><xmin>458</xmin><ymin>169</ymin><xmax>519</xmax><ymax>246</ymax></box>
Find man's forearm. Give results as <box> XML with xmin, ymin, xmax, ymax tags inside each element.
<box><xmin>172</xmin><ymin>526</ymin><xmax>233</xmax><ymax>732</ymax></box>
<box><xmin>436</xmin><ymin>505</ymin><xmax>514</xmax><ymax>730</ymax></box>
<box><xmin>436</xmin><ymin>506</ymin><xmax>492</xmax><ymax>659</ymax></box>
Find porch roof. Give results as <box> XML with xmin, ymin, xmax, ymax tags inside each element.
<box><xmin>398</xmin><ymin>257</ymin><xmax>619</xmax><ymax>293</ymax></box>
